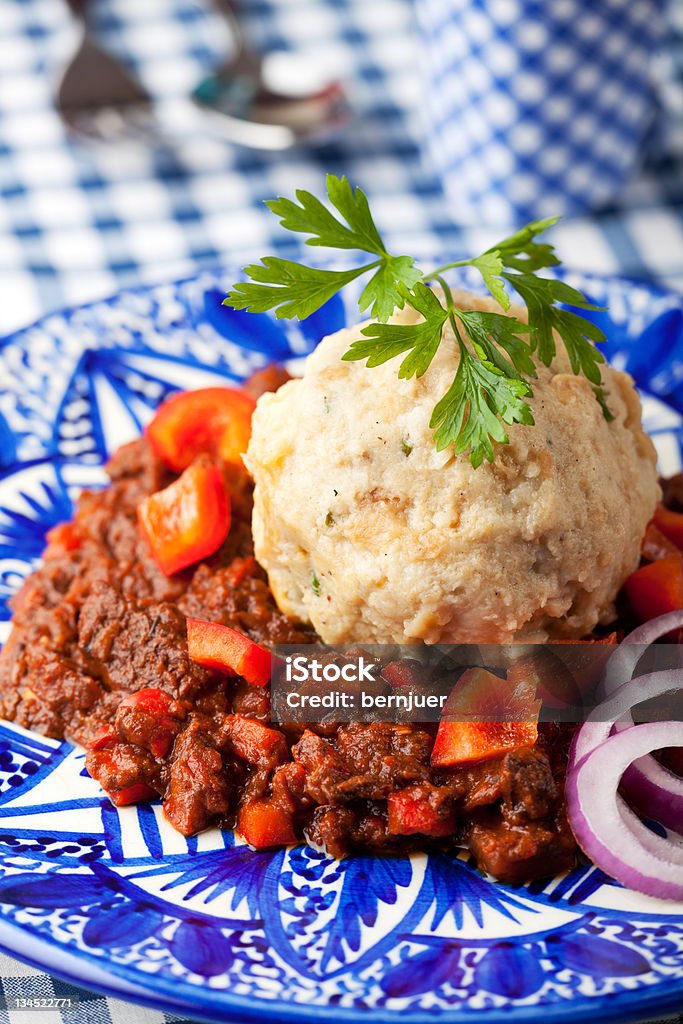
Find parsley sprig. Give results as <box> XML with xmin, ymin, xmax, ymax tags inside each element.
<box><xmin>226</xmin><ymin>175</ymin><xmax>609</xmax><ymax>467</ymax></box>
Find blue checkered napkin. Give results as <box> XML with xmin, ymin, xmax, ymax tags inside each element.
<box><xmin>1</xmin><ymin>0</ymin><xmax>683</xmax><ymax>337</ymax></box>
<box><xmin>0</xmin><ymin>952</ymin><xmax>197</xmax><ymax>1023</ymax></box>
<box><xmin>415</xmin><ymin>0</ymin><xmax>667</xmax><ymax>224</ymax></box>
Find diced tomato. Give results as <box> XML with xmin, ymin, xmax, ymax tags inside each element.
<box><xmin>224</xmin><ymin>714</ymin><xmax>288</xmax><ymax>766</ymax></box>
<box><xmin>624</xmin><ymin>554</ymin><xmax>683</xmax><ymax>621</ymax></box>
<box><xmin>653</xmin><ymin>504</ymin><xmax>683</xmax><ymax>551</ymax></box>
<box><xmin>137</xmin><ymin>464</ymin><xmax>230</xmax><ymax>576</ymax></box>
<box><xmin>43</xmin><ymin>522</ymin><xmax>81</xmax><ymax>558</ymax></box>
<box><xmin>431</xmin><ymin>667</ymin><xmax>539</xmax><ymax>768</ymax></box>
<box><xmin>109</xmin><ymin>782</ymin><xmax>158</xmax><ymax>807</ymax></box>
<box><xmin>186</xmin><ymin>618</ymin><xmax>274</xmax><ymax>687</ymax></box>
<box><xmin>237</xmin><ymin>799</ymin><xmax>297</xmax><ymax>848</ymax></box>
<box><xmin>642</xmin><ymin>522</ymin><xmax>681</xmax><ymax>562</ymax></box>
<box><xmin>387</xmin><ymin>787</ymin><xmax>455</xmax><ymax>836</ymax></box>
<box><xmin>146</xmin><ymin>387</ymin><xmax>256</xmax><ymax>471</ymax></box>
<box><xmin>116</xmin><ymin>688</ymin><xmax>186</xmax><ymax>759</ymax></box>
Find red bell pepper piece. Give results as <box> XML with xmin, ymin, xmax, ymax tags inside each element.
<box><xmin>509</xmin><ymin>635</ymin><xmax>617</xmax><ymax>709</ymax></box>
<box><xmin>624</xmin><ymin>554</ymin><xmax>683</xmax><ymax>621</ymax></box>
<box><xmin>43</xmin><ymin>521</ymin><xmax>81</xmax><ymax>559</ymax></box>
<box><xmin>653</xmin><ymin>504</ymin><xmax>683</xmax><ymax>551</ymax></box>
<box><xmin>432</xmin><ymin>720</ymin><xmax>538</xmax><ymax>768</ymax></box>
<box><xmin>186</xmin><ymin>618</ymin><xmax>274</xmax><ymax>687</ymax></box>
<box><xmin>642</xmin><ymin>521</ymin><xmax>681</xmax><ymax>562</ymax></box>
<box><xmin>237</xmin><ymin>799</ymin><xmax>297</xmax><ymax>848</ymax></box>
<box><xmin>146</xmin><ymin>387</ymin><xmax>256</xmax><ymax>471</ymax></box>
<box><xmin>109</xmin><ymin>782</ymin><xmax>158</xmax><ymax>807</ymax></box>
<box><xmin>223</xmin><ymin>714</ymin><xmax>288</xmax><ymax>766</ymax></box>
<box><xmin>431</xmin><ymin>668</ymin><xmax>539</xmax><ymax>768</ymax></box>
<box><xmin>137</xmin><ymin>463</ymin><xmax>230</xmax><ymax>576</ymax></box>
<box><xmin>387</xmin><ymin>786</ymin><xmax>455</xmax><ymax>836</ymax></box>
<box><xmin>88</xmin><ymin>725</ymin><xmax>117</xmax><ymax>751</ymax></box>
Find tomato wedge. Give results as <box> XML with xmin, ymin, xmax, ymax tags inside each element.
<box><xmin>137</xmin><ymin>463</ymin><xmax>230</xmax><ymax>576</ymax></box>
<box><xmin>431</xmin><ymin>667</ymin><xmax>539</xmax><ymax>768</ymax></box>
<box><xmin>625</xmin><ymin>554</ymin><xmax>683</xmax><ymax>621</ymax></box>
<box><xmin>186</xmin><ymin>618</ymin><xmax>274</xmax><ymax>687</ymax></box>
<box><xmin>146</xmin><ymin>387</ymin><xmax>256</xmax><ymax>471</ymax></box>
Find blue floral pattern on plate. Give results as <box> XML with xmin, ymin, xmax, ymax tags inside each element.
<box><xmin>0</xmin><ymin>267</ymin><xmax>682</xmax><ymax>1024</ymax></box>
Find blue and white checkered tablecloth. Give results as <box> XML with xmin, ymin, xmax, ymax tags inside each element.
<box><xmin>1</xmin><ymin>1</ymin><xmax>683</xmax><ymax>1021</ymax></box>
<box><xmin>1</xmin><ymin>0</ymin><xmax>683</xmax><ymax>339</ymax></box>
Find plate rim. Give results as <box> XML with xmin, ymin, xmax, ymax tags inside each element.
<box><xmin>2</xmin><ymin>262</ymin><xmax>682</xmax><ymax>350</ymax></box>
<box><xmin>1</xmin><ymin>266</ymin><xmax>682</xmax><ymax>1024</ymax></box>
<box><xmin>0</xmin><ymin>915</ymin><xmax>682</xmax><ymax>1024</ymax></box>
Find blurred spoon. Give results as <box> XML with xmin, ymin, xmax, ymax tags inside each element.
<box><xmin>191</xmin><ymin>0</ymin><xmax>350</xmax><ymax>150</ymax></box>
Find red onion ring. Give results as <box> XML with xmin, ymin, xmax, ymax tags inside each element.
<box><xmin>569</xmin><ymin>669</ymin><xmax>682</xmax><ymax>768</ymax></box>
<box><xmin>612</xmin><ymin>716</ymin><xmax>683</xmax><ymax>832</ymax></box>
<box><xmin>566</xmin><ymin>721</ymin><xmax>683</xmax><ymax>901</ymax></box>
<box><xmin>601</xmin><ymin>609</ymin><xmax>683</xmax><ymax>698</ymax></box>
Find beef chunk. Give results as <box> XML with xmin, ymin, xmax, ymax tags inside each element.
<box><xmin>500</xmin><ymin>747</ymin><xmax>557</xmax><ymax>824</ymax></box>
<box><xmin>163</xmin><ymin>719</ymin><xmax>239</xmax><ymax>835</ymax></box>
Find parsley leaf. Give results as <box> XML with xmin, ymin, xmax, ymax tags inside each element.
<box><xmin>225</xmin><ymin>177</ymin><xmax>612</xmax><ymax>467</ymax></box>
<box><xmin>226</xmin><ymin>259</ymin><xmax>369</xmax><ymax>320</ymax></box>
<box><xmin>452</xmin><ymin>310</ymin><xmax>536</xmax><ymax>380</ymax></box>
<box><xmin>267</xmin><ymin>175</ymin><xmax>386</xmax><ymax>253</ymax></box>
<box><xmin>430</xmin><ymin>343</ymin><xmax>534</xmax><ymax>468</ymax></box>
<box><xmin>469</xmin><ymin>252</ymin><xmax>509</xmax><ymax>310</ymax></box>
<box><xmin>343</xmin><ymin>283</ymin><xmax>447</xmax><ymax>378</ymax></box>
<box><xmin>359</xmin><ymin>257</ymin><xmax>422</xmax><ymax>322</ymax></box>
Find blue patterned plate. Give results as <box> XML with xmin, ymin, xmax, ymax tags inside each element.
<box><xmin>0</xmin><ymin>268</ymin><xmax>682</xmax><ymax>1024</ymax></box>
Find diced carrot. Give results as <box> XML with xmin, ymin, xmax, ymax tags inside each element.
<box><xmin>387</xmin><ymin>787</ymin><xmax>455</xmax><ymax>836</ymax></box>
<box><xmin>186</xmin><ymin>618</ymin><xmax>274</xmax><ymax>687</ymax></box>
<box><xmin>137</xmin><ymin>463</ymin><xmax>230</xmax><ymax>576</ymax></box>
<box><xmin>146</xmin><ymin>387</ymin><xmax>256</xmax><ymax>471</ymax></box>
<box><xmin>624</xmin><ymin>554</ymin><xmax>683</xmax><ymax>621</ymax></box>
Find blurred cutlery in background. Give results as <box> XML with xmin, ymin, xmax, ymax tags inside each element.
<box><xmin>55</xmin><ymin>0</ymin><xmax>349</xmax><ymax>150</ymax></box>
<box><xmin>56</xmin><ymin>0</ymin><xmax>154</xmax><ymax>141</ymax></box>
<box><xmin>191</xmin><ymin>0</ymin><xmax>350</xmax><ymax>149</ymax></box>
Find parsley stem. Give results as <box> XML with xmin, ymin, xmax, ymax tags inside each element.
<box><xmin>429</xmin><ymin>258</ymin><xmax>477</xmax><ymax>276</ymax></box>
<box><xmin>432</xmin><ymin>273</ymin><xmax>457</xmax><ymax>315</ymax></box>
